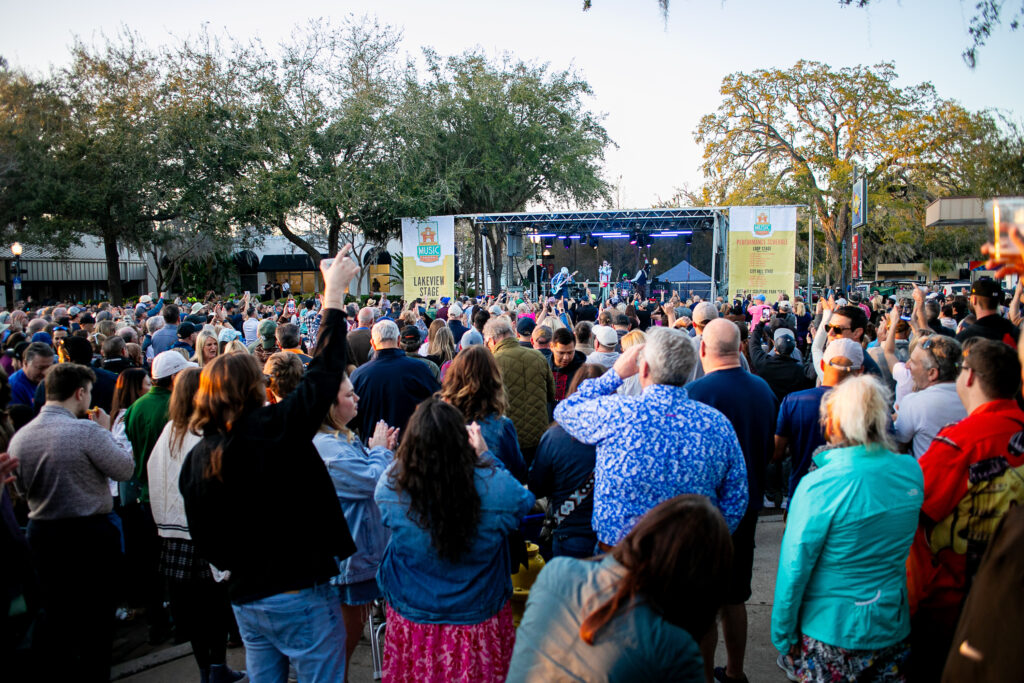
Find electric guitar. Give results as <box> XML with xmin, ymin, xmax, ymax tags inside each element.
<box><xmin>551</xmin><ymin>270</ymin><xmax>579</xmax><ymax>295</ymax></box>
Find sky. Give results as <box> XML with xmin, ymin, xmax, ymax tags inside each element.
<box><xmin>2</xmin><ymin>0</ymin><xmax>1021</xmax><ymax>209</ymax></box>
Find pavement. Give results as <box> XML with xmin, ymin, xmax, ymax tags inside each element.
<box><xmin>118</xmin><ymin>513</ymin><xmax>790</xmax><ymax>682</ymax></box>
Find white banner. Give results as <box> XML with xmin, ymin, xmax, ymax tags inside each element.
<box><xmin>401</xmin><ymin>216</ymin><xmax>456</xmax><ymax>301</ymax></box>
<box><xmin>728</xmin><ymin>206</ymin><xmax>798</xmax><ymax>301</ymax></box>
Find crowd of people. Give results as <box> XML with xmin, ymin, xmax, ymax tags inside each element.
<box><xmin>2</xmin><ymin>242</ymin><xmax>1024</xmax><ymax>682</ymax></box>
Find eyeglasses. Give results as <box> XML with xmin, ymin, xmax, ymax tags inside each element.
<box><xmin>825</xmin><ymin>324</ymin><xmax>851</xmax><ymax>335</ymax></box>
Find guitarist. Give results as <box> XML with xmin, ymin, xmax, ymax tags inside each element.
<box><xmin>550</xmin><ymin>267</ymin><xmax>578</xmax><ymax>300</ymax></box>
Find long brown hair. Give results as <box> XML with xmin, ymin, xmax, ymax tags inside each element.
<box><xmin>110</xmin><ymin>368</ymin><xmax>149</xmax><ymax>428</ymax></box>
<box><xmin>579</xmin><ymin>495</ymin><xmax>732</xmax><ymax>644</ymax></box>
<box><xmin>439</xmin><ymin>345</ymin><xmax>505</xmax><ymax>422</ymax></box>
<box><xmin>168</xmin><ymin>368</ymin><xmax>201</xmax><ymax>454</ymax></box>
<box><xmin>190</xmin><ymin>353</ymin><xmax>265</xmax><ymax>480</ymax></box>
<box><xmin>389</xmin><ymin>398</ymin><xmax>482</xmax><ymax>562</ymax></box>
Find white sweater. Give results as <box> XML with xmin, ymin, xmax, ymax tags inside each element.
<box><xmin>147</xmin><ymin>421</ymin><xmax>202</xmax><ymax>540</ymax></box>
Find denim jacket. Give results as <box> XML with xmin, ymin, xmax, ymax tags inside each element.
<box><xmin>313</xmin><ymin>431</ymin><xmax>392</xmax><ymax>585</ymax></box>
<box><xmin>476</xmin><ymin>414</ymin><xmax>527</xmax><ymax>483</ymax></box>
<box><xmin>375</xmin><ymin>457</ymin><xmax>535</xmax><ymax>624</ymax></box>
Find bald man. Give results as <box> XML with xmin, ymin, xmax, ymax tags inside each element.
<box><xmin>686</xmin><ymin>318</ymin><xmax>778</xmax><ymax>683</ymax></box>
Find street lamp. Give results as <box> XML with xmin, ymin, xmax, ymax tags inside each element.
<box><xmin>10</xmin><ymin>242</ymin><xmax>23</xmax><ymax>302</ymax></box>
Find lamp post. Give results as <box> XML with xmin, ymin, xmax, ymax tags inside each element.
<box><xmin>10</xmin><ymin>242</ymin><xmax>23</xmax><ymax>303</ymax></box>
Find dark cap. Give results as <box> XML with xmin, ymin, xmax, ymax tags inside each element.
<box><xmin>400</xmin><ymin>327</ymin><xmax>421</xmax><ymax>344</ymax></box>
<box><xmin>971</xmin><ymin>277</ymin><xmax>1004</xmax><ymax>302</ymax></box>
<box><xmin>516</xmin><ymin>317</ymin><xmax>536</xmax><ymax>335</ymax></box>
<box><xmin>177</xmin><ymin>321</ymin><xmax>199</xmax><ymax>338</ymax></box>
<box><xmin>80</xmin><ymin>313</ymin><xmax>96</xmax><ymax>324</ymax></box>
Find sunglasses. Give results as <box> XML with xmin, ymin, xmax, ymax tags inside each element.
<box><xmin>825</xmin><ymin>324</ymin><xmax>851</xmax><ymax>335</ymax></box>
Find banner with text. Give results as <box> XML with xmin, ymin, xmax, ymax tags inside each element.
<box><xmin>727</xmin><ymin>206</ymin><xmax>797</xmax><ymax>301</ymax></box>
<box><xmin>401</xmin><ymin>215</ymin><xmax>456</xmax><ymax>302</ymax></box>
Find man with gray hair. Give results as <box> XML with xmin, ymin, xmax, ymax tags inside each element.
<box><xmin>555</xmin><ymin>327</ymin><xmax>748</xmax><ymax>549</ymax></box>
<box><xmin>893</xmin><ymin>334</ymin><xmax>966</xmax><ymax>458</ymax></box>
<box><xmin>685</xmin><ymin>319</ymin><xmax>778</xmax><ymax>683</ymax></box>
<box><xmin>349</xmin><ymin>318</ymin><xmax>439</xmax><ymax>438</ymax></box>
<box><xmin>485</xmin><ymin>317</ymin><xmax>555</xmax><ymax>464</ymax></box>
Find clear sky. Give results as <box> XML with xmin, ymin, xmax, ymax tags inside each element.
<box><xmin>3</xmin><ymin>0</ymin><xmax>1021</xmax><ymax>209</ymax></box>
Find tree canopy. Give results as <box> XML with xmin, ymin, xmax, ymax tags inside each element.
<box><xmin>693</xmin><ymin>60</ymin><xmax>1022</xmax><ymax>284</ymax></box>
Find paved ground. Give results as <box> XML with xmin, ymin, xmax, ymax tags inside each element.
<box><xmin>119</xmin><ymin>514</ymin><xmax>790</xmax><ymax>682</ymax></box>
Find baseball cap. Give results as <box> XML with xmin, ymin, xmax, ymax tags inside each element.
<box><xmin>460</xmin><ymin>328</ymin><xmax>484</xmax><ymax>349</ymax></box>
<box><xmin>440</xmin><ymin>296</ymin><xmax>451</xmax><ymax>305</ymax></box>
<box><xmin>177</xmin><ymin>322</ymin><xmax>199</xmax><ymax>338</ymax></box>
<box><xmin>971</xmin><ymin>277</ymin><xmax>1003</xmax><ymax>302</ymax></box>
<box><xmin>257</xmin><ymin>320</ymin><xmax>278</xmax><ymax>349</ymax></box>
<box><xmin>138</xmin><ymin>294</ymin><xmax>153</xmax><ymax>304</ymax></box>
<box><xmin>773</xmin><ymin>328</ymin><xmax>796</xmax><ymax>343</ymax></box>
<box><xmin>592</xmin><ymin>325</ymin><xmax>618</xmax><ymax>348</ymax></box>
<box><xmin>68</xmin><ymin>306</ymin><xmax>81</xmax><ymax>316</ymax></box>
<box><xmin>191</xmin><ymin>302</ymin><xmax>205</xmax><ymax>315</ymax></box>
<box><xmin>448</xmin><ymin>304</ymin><xmax>464</xmax><ymax>317</ymax></box>
<box><xmin>152</xmin><ymin>350</ymin><xmax>198</xmax><ymax>380</ymax></box>
<box><xmin>516</xmin><ymin>317</ymin><xmax>536</xmax><ymax>335</ymax></box>
<box><xmin>756</xmin><ymin>294</ymin><xmax>766</xmax><ymax>301</ymax></box>
<box><xmin>31</xmin><ymin>332</ymin><xmax>53</xmax><ymax>345</ymax></box>
<box><xmin>823</xmin><ymin>338</ymin><xmax>864</xmax><ymax>370</ymax></box>
<box><xmin>400</xmin><ymin>327</ymin><xmax>421</xmax><ymax>344</ymax></box>
<box><xmin>779</xmin><ymin>300</ymin><xmax>792</xmax><ymax>310</ymax></box>
<box><xmin>489</xmin><ymin>305</ymin><xmax>503</xmax><ymax>316</ymax></box>
<box><xmin>80</xmin><ymin>313</ymin><xmax>95</xmax><ymax>325</ymax></box>
<box><xmin>692</xmin><ymin>301</ymin><xmax>719</xmax><ymax>324</ymax></box>
<box><xmin>217</xmin><ymin>328</ymin><xmax>240</xmax><ymax>344</ymax></box>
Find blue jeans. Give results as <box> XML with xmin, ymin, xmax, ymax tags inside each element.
<box><xmin>552</xmin><ymin>530</ymin><xmax>599</xmax><ymax>559</ymax></box>
<box><xmin>232</xmin><ymin>584</ymin><xmax>346</xmax><ymax>683</ymax></box>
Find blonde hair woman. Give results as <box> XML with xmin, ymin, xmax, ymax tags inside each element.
<box><xmin>192</xmin><ymin>330</ymin><xmax>219</xmax><ymax>367</ymax></box>
<box><xmin>772</xmin><ymin>375</ymin><xmax>922</xmax><ymax>681</ymax></box>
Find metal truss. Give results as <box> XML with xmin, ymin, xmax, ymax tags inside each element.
<box><xmin>462</xmin><ymin>208</ymin><xmax>723</xmax><ymax>235</ymax></box>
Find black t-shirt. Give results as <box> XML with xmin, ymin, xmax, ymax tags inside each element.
<box><xmin>574</xmin><ymin>304</ymin><xmax>597</xmax><ymax>323</ymax></box>
<box><xmin>957</xmin><ymin>313</ymin><xmax>1020</xmax><ymax>348</ymax></box>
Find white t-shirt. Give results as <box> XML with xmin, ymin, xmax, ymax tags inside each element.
<box><xmin>893</xmin><ymin>382</ymin><xmax>967</xmax><ymax>459</ymax></box>
<box><xmin>242</xmin><ymin>318</ymin><xmax>259</xmax><ymax>345</ymax></box>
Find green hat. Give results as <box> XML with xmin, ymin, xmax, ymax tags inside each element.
<box><xmin>257</xmin><ymin>320</ymin><xmax>277</xmax><ymax>349</ymax></box>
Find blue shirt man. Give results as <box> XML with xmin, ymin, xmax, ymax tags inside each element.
<box><xmin>554</xmin><ymin>327</ymin><xmax>748</xmax><ymax>545</ymax></box>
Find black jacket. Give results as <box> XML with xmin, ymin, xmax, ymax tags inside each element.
<box><xmin>749</xmin><ymin>323</ymin><xmax>813</xmax><ymax>402</ymax></box>
<box><xmin>348</xmin><ymin>347</ymin><xmax>440</xmax><ymax>438</ymax></box>
<box><xmin>180</xmin><ymin>308</ymin><xmax>355</xmax><ymax>604</ymax></box>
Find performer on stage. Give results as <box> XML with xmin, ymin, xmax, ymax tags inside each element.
<box><xmin>550</xmin><ymin>267</ymin><xmax>577</xmax><ymax>300</ymax></box>
<box><xmin>598</xmin><ymin>260</ymin><xmax>612</xmax><ymax>303</ymax></box>
<box><xmin>631</xmin><ymin>262</ymin><xmax>651</xmax><ymax>299</ymax></box>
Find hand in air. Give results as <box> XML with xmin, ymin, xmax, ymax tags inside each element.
<box><xmin>982</xmin><ymin>224</ymin><xmax>1024</xmax><ymax>278</ymax></box>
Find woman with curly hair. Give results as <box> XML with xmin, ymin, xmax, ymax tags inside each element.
<box><xmin>440</xmin><ymin>344</ymin><xmax>526</xmax><ymax>482</ymax></box>
<box><xmin>375</xmin><ymin>397</ymin><xmax>535</xmax><ymax>683</ymax></box>
<box><xmin>506</xmin><ymin>495</ymin><xmax>730</xmax><ymax>682</ymax></box>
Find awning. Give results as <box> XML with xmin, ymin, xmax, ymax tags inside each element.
<box><xmin>258</xmin><ymin>253</ymin><xmax>328</xmax><ymax>272</ymax></box>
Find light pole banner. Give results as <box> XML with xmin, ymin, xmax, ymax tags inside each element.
<box><xmin>401</xmin><ymin>215</ymin><xmax>456</xmax><ymax>301</ymax></box>
<box><xmin>727</xmin><ymin>206</ymin><xmax>797</xmax><ymax>301</ymax></box>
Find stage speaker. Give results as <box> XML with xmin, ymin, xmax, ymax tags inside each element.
<box><xmin>507</xmin><ymin>234</ymin><xmax>523</xmax><ymax>256</ymax></box>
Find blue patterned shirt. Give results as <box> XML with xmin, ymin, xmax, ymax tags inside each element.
<box><xmin>554</xmin><ymin>370</ymin><xmax>748</xmax><ymax>544</ymax></box>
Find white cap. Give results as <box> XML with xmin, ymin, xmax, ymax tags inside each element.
<box><xmin>152</xmin><ymin>350</ymin><xmax>198</xmax><ymax>380</ymax></box>
<box><xmin>138</xmin><ymin>294</ymin><xmax>152</xmax><ymax>304</ymax></box>
<box><xmin>592</xmin><ymin>325</ymin><xmax>618</xmax><ymax>348</ymax></box>
<box><xmin>822</xmin><ymin>338</ymin><xmax>863</xmax><ymax>370</ymax></box>
<box><xmin>448</xmin><ymin>304</ymin><xmax>464</xmax><ymax>318</ymax></box>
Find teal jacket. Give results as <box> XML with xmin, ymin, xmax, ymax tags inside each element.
<box><xmin>771</xmin><ymin>443</ymin><xmax>923</xmax><ymax>653</ymax></box>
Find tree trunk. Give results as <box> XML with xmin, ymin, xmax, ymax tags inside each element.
<box><xmin>277</xmin><ymin>215</ymin><xmax>322</xmax><ymax>267</ymax></box>
<box><xmin>485</xmin><ymin>230</ymin><xmax>505</xmax><ymax>296</ymax></box>
<box><xmin>103</xmin><ymin>230</ymin><xmax>124</xmax><ymax>305</ymax></box>
<box><xmin>327</xmin><ymin>215</ymin><xmax>342</xmax><ymax>257</ymax></box>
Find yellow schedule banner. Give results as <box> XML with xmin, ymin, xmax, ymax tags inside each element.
<box><xmin>401</xmin><ymin>216</ymin><xmax>456</xmax><ymax>302</ymax></box>
<box><xmin>728</xmin><ymin>206</ymin><xmax>797</xmax><ymax>301</ymax></box>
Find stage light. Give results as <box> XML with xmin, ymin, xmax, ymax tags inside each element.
<box><xmin>645</xmin><ymin>234</ymin><xmax>653</xmax><ymax>248</ymax></box>
<box><xmin>543</xmin><ymin>236</ymin><xmax>553</xmax><ymax>249</ymax></box>
<box><xmin>563</xmin><ymin>237</ymin><xmax>571</xmax><ymax>250</ymax></box>
<box><xmin>629</xmin><ymin>231</ymin><xmax>638</xmax><ymax>245</ymax></box>
<box><xmin>589</xmin><ymin>235</ymin><xmax>599</xmax><ymax>249</ymax></box>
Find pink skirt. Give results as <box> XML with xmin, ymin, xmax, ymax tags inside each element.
<box><xmin>383</xmin><ymin>601</ymin><xmax>515</xmax><ymax>683</ymax></box>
